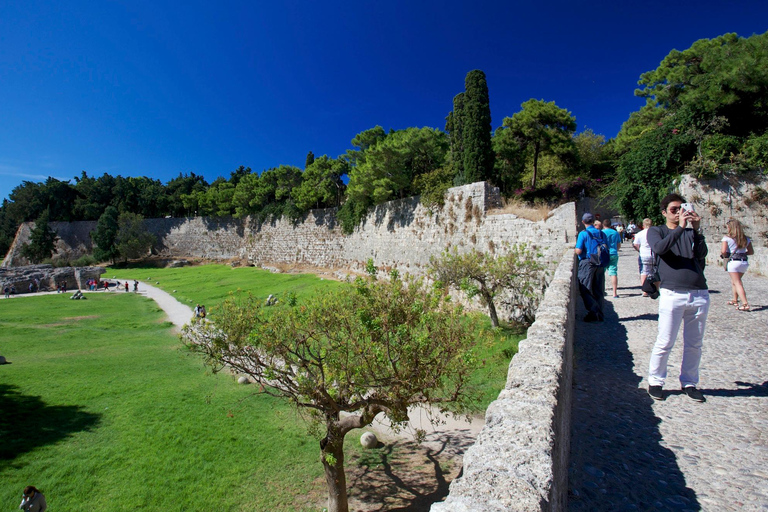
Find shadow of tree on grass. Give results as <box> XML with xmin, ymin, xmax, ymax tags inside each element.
<box><xmin>0</xmin><ymin>384</ymin><xmax>101</xmax><ymax>462</ymax></box>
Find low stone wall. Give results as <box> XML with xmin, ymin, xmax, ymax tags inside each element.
<box><xmin>432</xmin><ymin>247</ymin><xmax>577</xmax><ymax>512</ymax></box>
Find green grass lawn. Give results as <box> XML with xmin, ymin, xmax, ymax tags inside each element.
<box><xmin>1</xmin><ymin>265</ymin><xmax>523</xmax><ymax>510</ymax></box>
<box><xmin>0</xmin><ymin>293</ymin><xmax>333</xmax><ymax>511</ymax></box>
<box><xmin>106</xmin><ymin>264</ymin><xmax>345</xmax><ymax>313</ymax></box>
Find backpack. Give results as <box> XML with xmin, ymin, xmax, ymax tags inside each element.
<box><xmin>585</xmin><ymin>228</ymin><xmax>610</xmax><ymax>268</ymax></box>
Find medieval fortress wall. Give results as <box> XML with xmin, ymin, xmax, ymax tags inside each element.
<box><xmin>4</xmin><ymin>182</ymin><xmax>579</xmax><ymax>276</ymax></box>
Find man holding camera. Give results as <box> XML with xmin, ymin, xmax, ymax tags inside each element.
<box><xmin>646</xmin><ymin>193</ymin><xmax>709</xmax><ymax>402</ymax></box>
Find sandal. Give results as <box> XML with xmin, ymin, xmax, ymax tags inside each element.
<box><xmin>738</xmin><ymin>304</ymin><xmax>751</xmax><ymax>311</ymax></box>
<box><xmin>727</xmin><ymin>300</ymin><xmax>739</xmax><ymax>306</ymax></box>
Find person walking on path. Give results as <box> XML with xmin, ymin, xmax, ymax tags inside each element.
<box><xmin>575</xmin><ymin>212</ymin><xmax>607</xmax><ymax>322</ymax></box>
<box><xmin>18</xmin><ymin>485</ymin><xmax>47</xmax><ymax>511</ymax></box>
<box><xmin>633</xmin><ymin>218</ymin><xmax>656</xmax><ymax>296</ymax></box>
<box><xmin>601</xmin><ymin>221</ymin><xmax>622</xmax><ymax>298</ymax></box>
<box><xmin>722</xmin><ymin>218</ymin><xmax>754</xmax><ymax>311</ymax></box>
<box><xmin>646</xmin><ymin>194</ymin><xmax>709</xmax><ymax>402</ymax></box>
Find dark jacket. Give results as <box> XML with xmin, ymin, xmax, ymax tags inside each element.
<box><xmin>647</xmin><ymin>225</ymin><xmax>708</xmax><ymax>291</ymax></box>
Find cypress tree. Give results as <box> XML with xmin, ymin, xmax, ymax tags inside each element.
<box><xmin>462</xmin><ymin>70</ymin><xmax>494</xmax><ymax>183</ymax></box>
<box><xmin>445</xmin><ymin>92</ymin><xmax>466</xmax><ymax>185</ymax></box>
<box><xmin>20</xmin><ymin>209</ymin><xmax>59</xmax><ymax>263</ymax></box>
<box><xmin>305</xmin><ymin>151</ymin><xmax>315</xmax><ymax>169</ymax></box>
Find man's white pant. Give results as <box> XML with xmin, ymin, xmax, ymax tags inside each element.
<box><xmin>648</xmin><ymin>288</ymin><xmax>710</xmax><ymax>387</ymax></box>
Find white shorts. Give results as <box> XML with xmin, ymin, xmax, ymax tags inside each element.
<box><xmin>727</xmin><ymin>260</ymin><xmax>749</xmax><ymax>273</ymax></box>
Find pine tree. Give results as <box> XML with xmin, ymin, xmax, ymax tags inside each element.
<box><xmin>462</xmin><ymin>70</ymin><xmax>495</xmax><ymax>183</ymax></box>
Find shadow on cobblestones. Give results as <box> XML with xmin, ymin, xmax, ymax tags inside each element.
<box><xmin>568</xmin><ymin>301</ymin><xmax>700</xmax><ymax>511</ymax></box>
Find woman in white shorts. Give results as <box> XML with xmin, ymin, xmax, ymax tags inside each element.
<box><xmin>722</xmin><ymin>218</ymin><xmax>754</xmax><ymax>311</ymax></box>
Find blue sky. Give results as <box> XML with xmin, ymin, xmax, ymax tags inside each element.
<box><xmin>1</xmin><ymin>1</ymin><xmax>766</xmax><ymax>202</ymax></box>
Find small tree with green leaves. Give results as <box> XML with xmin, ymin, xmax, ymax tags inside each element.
<box><xmin>181</xmin><ymin>272</ymin><xmax>484</xmax><ymax>512</ymax></box>
<box><xmin>115</xmin><ymin>212</ymin><xmax>156</xmax><ymax>261</ymax></box>
<box><xmin>21</xmin><ymin>210</ymin><xmax>58</xmax><ymax>264</ymax></box>
<box><xmin>429</xmin><ymin>245</ymin><xmax>547</xmax><ymax>327</ymax></box>
<box><xmin>91</xmin><ymin>205</ymin><xmax>121</xmax><ymax>263</ymax></box>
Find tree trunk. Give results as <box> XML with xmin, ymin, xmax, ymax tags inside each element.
<box><xmin>485</xmin><ymin>295</ymin><xmax>500</xmax><ymax>328</ymax></box>
<box><xmin>531</xmin><ymin>143</ymin><xmax>540</xmax><ymax>189</ymax></box>
<box><xmin>321</xmin><ymin>432</ymin><xmax>349</xmax><ymax>512</ymax></box>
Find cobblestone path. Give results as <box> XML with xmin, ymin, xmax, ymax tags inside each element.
<box><xmin>569</xmin><ymin>245</ymin><xmax>768</xmax><ymax>511</ymax></box>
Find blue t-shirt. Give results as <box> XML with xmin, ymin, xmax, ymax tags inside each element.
<box><xmin>575</xmin><ymin>226</ymin><xmax>603</xmax><ymax>261</ymax></box>
<box><xmin>602</xmin><ymin>228</ymin><xmax>621</xmax><ymax>255</ymax></box>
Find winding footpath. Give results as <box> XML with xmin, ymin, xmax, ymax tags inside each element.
<box><xmin>569</xmin><ymin>245</ymin><xmax>768</xmax><ymax>511</ymax></box>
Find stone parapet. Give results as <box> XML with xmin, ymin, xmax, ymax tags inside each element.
<box><xmin>431</xmin><ymin>248</ymin><xmax>577</xmax><ymax>512</ymax></box>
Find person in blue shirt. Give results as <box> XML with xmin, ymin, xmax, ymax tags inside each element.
<box><xmin>599</xmin><ymin>221</ymin><xmax>622</xmax><ymax>298</ymax></box>
<box><xmin>574</xmin><ymin>212</ymin><xmax>607</xmax><ymax>322</ymax></box>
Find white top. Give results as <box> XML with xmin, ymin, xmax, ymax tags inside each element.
<box><xmin>633</xmin><ymin>229</ymin><xmax>653</xmax><ymax>259</ymax></box>
<box><xmin>722</xmin><ymin>235</ymin><xmax>750</xmax><ymax>254</ymax></box>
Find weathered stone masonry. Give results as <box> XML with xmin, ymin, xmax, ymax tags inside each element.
<box><xmin>3</xmin><ymin>182</ymin><xmax>578</xmax><ymax>277</ymax></box>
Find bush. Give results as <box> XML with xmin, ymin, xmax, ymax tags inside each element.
<box><xmin>73</xmin><ymin>254</ymin><xmax>98</xmax><ymax>267</ymax></box>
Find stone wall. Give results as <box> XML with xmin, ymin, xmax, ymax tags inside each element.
<box><xmin>678</xmin><ymin>174</ymin><xmax>768</xmax><ymax>275</ymax></box>
<box><xmin>432</xmin><ymin>248</ymin><xmax>576</xmax><ymax>511</ymax></box>
<box><xmin>3</xmin><ymin>183</ymin><xmax>578</xmax><ymax>280</ymax></box>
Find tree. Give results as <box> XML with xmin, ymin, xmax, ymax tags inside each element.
<box><xmin>305</xmin><ymin>151</ymin><xmax>315</xmax><ymax>169</ymax></box>
<box><xmin>182</xmin><ymin>273</ymin><xmax>484</xmax><ymax>512</ymax></box>
<box><xmin>345</xmin><ymin>127</ymin><xmax>449</xmax><ymax>206</ymax></box>
<box><xmin>20</xmin><ymin>210</ymin><xmax>59</xmax><ymax>264</ymax></box>
<box><xmin>445</xmin><ymin>92</ymin><xmax>466</xmax><ymax>184</ymax></box>
<box><xmin>91</xmin><ymin>206</ymin><xmax>121</xmax><ymax>263</ymax></box>
<box><xmin>462</xmin><ymin>70</ymin><xmax>495</xmax><ymax>184</ymax></box>
<box><xmin>292</xmin><ymin>156</ymin><xmax>348</xmax><ymax>211</ymax></box>
<box><xmin>635</xmin><ymin>32</ymin><xmax>768</xmax><ymax>137</ymax></box>
<box><xmin>429</xmin><ymin>245</ymin><xmax>546</xmax><ymax>327</ymax></box>
<box><xmin>498</xmin><ymin>99</ymin><xmax>577</xmax><ymax>189</ymax></box>
<box><xmin>115</xmin><ymin>212</ymin><xmax>156</xmax><ymax>261</ymax></box>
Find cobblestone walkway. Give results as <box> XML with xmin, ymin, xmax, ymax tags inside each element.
<box><xmin>569</xmin><ymin>245</ymin><xmax>768</xmax><ymax>511</ymax></box>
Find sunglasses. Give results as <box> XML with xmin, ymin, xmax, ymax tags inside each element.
<box><xmin>667</xmin><ymin>207</ymin><xmax>681</xmax><ymax>213</ymax></box>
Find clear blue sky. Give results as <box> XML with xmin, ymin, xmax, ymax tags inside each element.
<box><xmin>1</xmin><ymin>0</ymin><xmax>766</xmax><ymax>202</ymax></box>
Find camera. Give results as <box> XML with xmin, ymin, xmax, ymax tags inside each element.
<box><xmin>680</xmin><ymin>203</ymin><xmax>694</xmax><ymax>213</ymax></box>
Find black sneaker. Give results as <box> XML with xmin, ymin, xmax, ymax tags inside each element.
<box><xmin>648</xmin><ymin>385</ymin><xmax>665</xmax><ymax>401</ymax></box>
<box><xmin>683</xmin><ymin>386</ymin><xmax>706</xmax><ymax>402</ymax></box>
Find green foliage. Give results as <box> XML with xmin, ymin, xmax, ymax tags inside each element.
<box><xmin>496</xmin><ymin>99</ymin><xmax>577</xmax><ymax>190</ymax></box>
<box><xmin>461</xmin><ymin>70</ymin><xmax>495</xmax><ymax>184</ymax></box>
<box><xmin>743</xmin><ymin>132</ymin><xmax>768</xmax><ymax>171</ymax></box>
<box><xmin>615</xmin><ymin>31</ymin><xmax>768</xmax><ymax>187</ymax></box>
<box><xmin>429</xmin><ymin>244</ymin><xmax>547</xmax><ymax>327</ymax></box>
<box><xmin>446</xmin><ymin>92</ymin><xmax>466</xmax><ymax>184</ymax></box>
<box><xmin>182</xmin><ymin>273</ymin><xmax>485</xmax><ymax>511</ymax></box>
<box><xmin>20</xmin><ymin>210</ymin><xmax>58</xmax><ymax>264</ymax></box>
<box><xmin>336</xmin><ymin>196</ymin><xmax>370</xmax><ymax>235</ymax></box>
<box><xmin>609</xmin><ymin>110</ymin><xmax>697</xmax><ymax>224</ymax></box>
<box><xmin>414</xmin><ymin>166</ymin><xmax>454</xmax><ymax>211</ymax></box>
<box><xmin>292</xmin><ymin>156</ymin><xmax>348</xmax><ymax>211</ymax></box>
<box><xmin>92</xmin><ymin>205</ymin><xmax>121</xmax><ymax>263</ymax></box>
<box><xmin>635</xmin><ymin>32</ymin><xmax>768</xmax><ymax>136</ymax></box>
<box><xmin>115</xmin><ymin>212</ymin><xmax>157</xmax><ymax>261</ymax></box>
<box><xmin>346</xmin><ymin>127</ymin><xmax>449</xmax><ymax>206</ymax></box>
<box><xmin>305</xmin><ymin>151</ymin><xmax>315</xmax><ymax>169</ymax></box>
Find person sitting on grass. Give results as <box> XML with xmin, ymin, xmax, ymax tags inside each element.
<box><xmin>19</xmin><ymin>485</ymin><xmax>47</xmax><ymax>511</ymax></box>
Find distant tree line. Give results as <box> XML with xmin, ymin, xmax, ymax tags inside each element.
<box><xmin>3</xmin><ymin>31</ymin><xmax>767</xmax><ymax>257</ymax></box>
